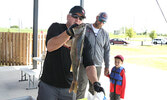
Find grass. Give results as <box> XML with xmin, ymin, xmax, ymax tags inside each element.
<box><xmin>0</xmin><ymin>27</ymin><xmax>47</xmax><ymax>33</ymax></box>
<box><xmin>109</xmin><ymin>33</ymin><xmax>151</xmax><ymax>39</ymax></box>
<box><xmin>110</xmin><ymin>45</ymin><xmax>167</xmax><ymax>70</ymax></box>
<box><xmin>111</xmin><ymin>45</ymin><xmax>167</xmax><ymax>55</ymax></box>
<box><xmin>126</xmin><ymin>57</ymin><xmax>167</xmax><ymax>70</ymax></box>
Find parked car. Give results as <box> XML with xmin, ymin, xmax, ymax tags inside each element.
<box><xmin>152</xmin><ymin>38</ymin><xmax>167</xmax><ymax>44</ymax></box>
<box><xmin>110</xmin><ymin>38</ymin><xmax>129</xmax><ymax>45</ymax></box>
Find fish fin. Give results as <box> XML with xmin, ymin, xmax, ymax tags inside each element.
<box><xmin>70</xmin><ymin>65</ymin><xmax>73</xmax><ymax>72</ymax></box>
<box><xmin>69</xmin><ymin>81</ymin><xmax>75</xmax><ymax>93</ymax></box>
<box><xmin>73</xmin><ymin>81</ymin><xmax>78</xmax><ymax>93</ymax></box>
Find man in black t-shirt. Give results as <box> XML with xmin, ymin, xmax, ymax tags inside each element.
<box><xmin>37</xmin><ymin>6</ymin><xmax>104</xmax><ymax>100</ymax></box>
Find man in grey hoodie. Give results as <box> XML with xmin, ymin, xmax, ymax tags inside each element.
<box><xmin>76</xmin><ymin>12</ymin><xmax>110</xmax><ymax>99</ymax></box>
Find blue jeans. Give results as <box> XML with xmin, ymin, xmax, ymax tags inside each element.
<box><xmin>37</xmin><ymin>81</ymin><xmax>76</xmax><ymax>100</ymax></box>
<box><xmin>110</xmin><ymin>92</ymin><xmax>120</xmax><ymax>100</ymax></box>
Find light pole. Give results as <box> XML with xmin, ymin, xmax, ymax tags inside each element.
<box><xmin>33</xmin><ymin>0</ymin><xmax>38</xmax><ymax>69</ymax></box>
<box><xmin>80</xmin><ymin>0</ymin><xmax>84</xmax><ymax>7</ymax></box>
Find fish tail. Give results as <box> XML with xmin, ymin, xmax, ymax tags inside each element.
<box><xmin>69</xmin><ymin>81</ymin><xmax>78</xmax><ymax>93</ymax></box>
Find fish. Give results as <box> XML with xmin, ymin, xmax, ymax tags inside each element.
<box><xmin>69</xmin><ymin>23</ymin><xmax>87</xmax><ymax>93</ymax></box>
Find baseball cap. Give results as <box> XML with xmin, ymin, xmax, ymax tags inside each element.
<box><xmin>69</xmin><ymin>6</ymin><xmax>86</xmax><ymax>18</ymax></box>
<box><xmin>115</xmin><ymin>55</ymin><xmax>124</xmax><ymax>62</ymax></box>
<box><xmin>98</xmin><ymin>12</ymin><xmax>108</xmax><ymax>22</ymax></box>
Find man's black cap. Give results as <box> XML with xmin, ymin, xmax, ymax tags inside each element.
<box><xmin>69</xmin><ymin>6</ymin><xmax>86</xmax><ymax>18</ymax></box>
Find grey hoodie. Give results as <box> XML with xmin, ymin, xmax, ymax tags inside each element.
<box><xmin>85</xmin><ymin>24</ymin><xmax>110</xmax><ymax>68</ymax></box>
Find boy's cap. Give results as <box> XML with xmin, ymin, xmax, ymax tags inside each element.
<box><xmin>98</xmin><ymin>12</ymin><xmax>108</xmax><ymax>22</ymax></box>
<box><xmin>115</xmin><ymin>55</ymin><xmax>124</xmax><ymax>62</ymax></box>
<box><xmin>69</xmin><ymin>6</ymin><xmax>86</xmax><ymax>18</ymax></box>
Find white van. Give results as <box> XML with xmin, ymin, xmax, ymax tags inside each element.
<box><xmin>152</xmin><ymin>38</ymin><xmax>167</xmax><ymax>44</ymax></box>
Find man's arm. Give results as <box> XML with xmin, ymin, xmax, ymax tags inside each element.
<box><xmin>86</xmin><ymin>65</ymin><xmax>105</xmax><ymax>94</ymax></box>
<box><xmin>104</xmin><ymin>32</ymin><xmax>110</xmax><ymax>76</ymax></box>
<box><xmin>47</xmin><ymin>24</ymin><xmax>78</xmax><ymax>52</ymax></box>
<box><xmin>86</xmin><ymin>65</ymin><xmax>98</xmax><ymax>83</ymax></box>
<box><xmin>47</xmin><ymin>31</ymin><xmax>70</xmax><ymax>52</ymax></box>
<box><xmin>83</xmin><ymin>35</ymin><xmax>105</xmax><ymax>94</ymax></box>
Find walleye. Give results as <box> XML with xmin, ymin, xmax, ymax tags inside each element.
<box><xmin>69</xmin><ymin>23</ymin><xmax>87</xmax><ymax>93</ymax></box>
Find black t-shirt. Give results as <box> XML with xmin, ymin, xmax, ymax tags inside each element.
<box><xmin>40</xmin><ymin>22</ymin><xmax>94</xmax><ymax>88</ymax></box>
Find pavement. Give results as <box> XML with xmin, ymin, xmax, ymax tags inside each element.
<box><xmin>101</xmin><ymin>63</ymin><xmax>167</xmax><ymax>100</ymax></box>
<box><xmin>0</xmin><ymin>66</ymin><xmax>39</xmax><ymax>100</ymax></box>
<box><xmin>0</xmin><ymin>63</ymin><xmax>167</xmax><ymax>100</ymax></box>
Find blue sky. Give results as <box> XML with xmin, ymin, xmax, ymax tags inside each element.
<box><xmin>0</xmin><ymin>0</ymin><xmax>167</xmax><ymax>34</ymax></box>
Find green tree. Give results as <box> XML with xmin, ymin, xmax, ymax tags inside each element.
<box><xmin>149</xmin><ymin>30</ymin><xmax>157</xmax><ymax>40</ymax></box>
<box><xmin>143</xmin><ymin>30</ymin><xmax>147</xmax><ymax>35</ymax></box>
<box><xmin>10</xmin><ymin>25</ymin><xmax>19</xmax><ymax>28</ymax></box>
<box><xmin>125</xmin><ymin>28</ymin><xmax>136</xmax><ymax>39</ymax></box>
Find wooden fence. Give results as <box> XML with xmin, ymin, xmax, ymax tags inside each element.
<box><xmin>0</xmin><ymin>32</ymin><xmax>46</xmax><ymax>66</ymax></box>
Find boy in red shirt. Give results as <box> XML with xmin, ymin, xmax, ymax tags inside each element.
<box><xmin>106</xmin><ymin>55</ymin><xmax>126</xmax><ymax>100</ymax></box>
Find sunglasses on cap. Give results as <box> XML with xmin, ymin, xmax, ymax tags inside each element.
<box><xmin>70</xmin><ymin>13</ymin><xmax>84</xmax><ymax>21</ymax></box>
<box><xmin>98</xmin><ymin>18</ymin><xmax>106</xmax><ymax>24</ymax></box>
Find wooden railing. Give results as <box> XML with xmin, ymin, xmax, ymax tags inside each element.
<box><xmin>0</xmin><ymin>32</ymin><xmax>46</xmax><ymax>66</ymax></box>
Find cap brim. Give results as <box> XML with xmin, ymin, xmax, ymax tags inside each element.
<box><xmin>99</xmin><ymin>18</ymin><xmax>106</xmax><ymax>22</ymax></box>
<box><xmin>76</xmin><ymin>13</ymin><xmax>86</xmax><ymax>18</ymax></box>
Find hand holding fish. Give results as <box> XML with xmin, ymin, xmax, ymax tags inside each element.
<box><xmin>66</xmin><ymin>23</ymin><xmax>79</xmax><ymax>36</ymax></box>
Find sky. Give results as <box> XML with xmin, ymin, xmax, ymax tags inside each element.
<box><xmin>0</xmin><ymin>0</ymin><xmax>167</xmax><ymax>34</ymax></box>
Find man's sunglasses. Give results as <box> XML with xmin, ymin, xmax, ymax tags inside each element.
<box><xmin>70</xmin><ymin>14</ymin><xmax>84</xmax><ymax>21</ymax></box>
<box><xmin>98</xmin><ymin>18</ymin><xmax>106</xmax><ymax>24</ymax></box>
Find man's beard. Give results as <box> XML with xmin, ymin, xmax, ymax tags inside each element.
<box><xmin>94</xmin><ymin>22</ymin><xmax>102</xmax><ymax>29</ymax></box>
